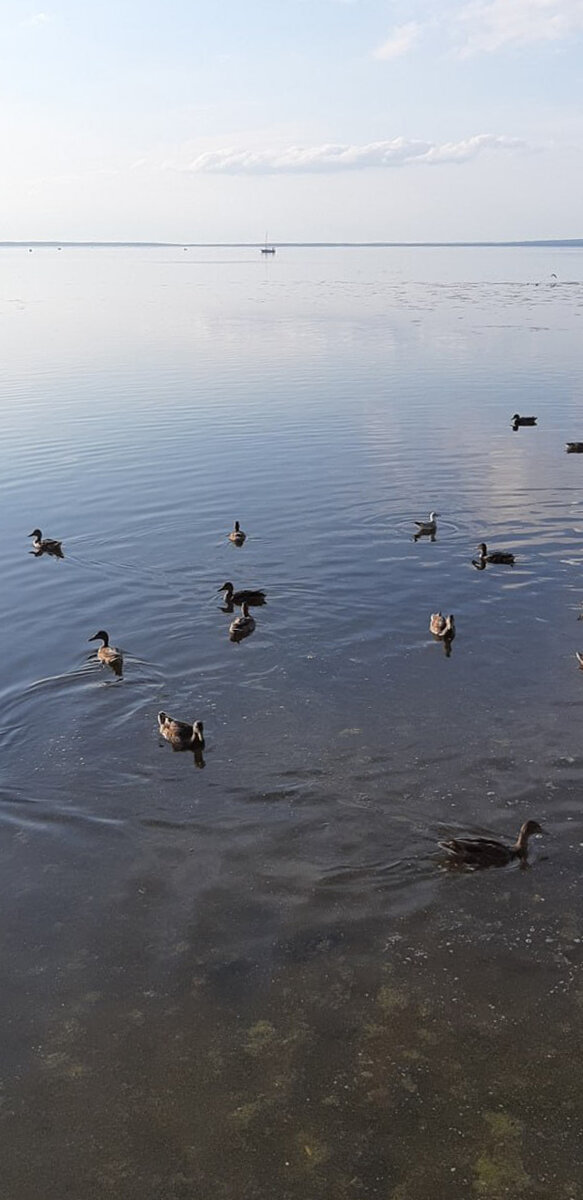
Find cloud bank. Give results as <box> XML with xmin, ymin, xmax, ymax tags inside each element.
<box><xmin>456</xmin><ymin>0</ymin><xmax>583</xmax><ymax>55</ymax></box>
<box><xmin>177</xmin><ymin>135</ymin><xmax>525</xmax><ymax>176</ymax></box>
<box><xmin>372</xmin><ymin>1</ymin><xmax>583</xmax><ymax>58</ymax></box>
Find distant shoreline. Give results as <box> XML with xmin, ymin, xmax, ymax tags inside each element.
<box><xmin>1</xmin><ymin>239</ymin><xmax>582</xmax><ymax>249</ymax></box>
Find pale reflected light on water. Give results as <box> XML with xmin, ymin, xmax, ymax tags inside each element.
<box><xmin>1</xmin><ymin>245</ymin><xmax>582</xmax><ymax>1198</ymax></box>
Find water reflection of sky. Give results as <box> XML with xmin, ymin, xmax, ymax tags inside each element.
<box><xmin>1</xmin><ymin>245</ymin><xmax>582</xmax><ymax>1198</ymax></box>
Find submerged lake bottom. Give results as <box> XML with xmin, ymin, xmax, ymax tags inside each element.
<box><xmin>0</xmin><ymin>244</ymin><xmax>582</xmax><ymax>1198</ymax></box>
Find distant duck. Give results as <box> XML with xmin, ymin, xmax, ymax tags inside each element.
<box><xmin>414</xmin><ymin>511</ymin><xmax>439</xmax><ymax>540</ymax></box>
<box><xmin>228</xmin><ymin>520</ymin><xmax>246</xmax><ymax>546</ymax></box>
<box><xmin>475</xmin><ymin>542</ymin><xmax>515</xmax><ymax>566</ymax></box>
<box><xmin>439</xmin><ymin>819</ymin><xmax>544</xmax><ymax>869</ymax></box>
<box><xmin>565</xmin><ymin>443</ymin><xmax>583</xmax><ymax>453</ymax></box>
<box><xmin>229</xmin><ymin>601</ymin><xmax>256</xmax><ymax>641</ymax></box>
<box><xmin>88</xmin><ymin>630</ymin><xmax>123</xmax><ymax>676</ymax></box>
<box><xmin>219</xmin><ymin>581</ymin><xmax>266</xmax><ymax>607</ymax></box>
<box><xmin>28</xmin><ymin>528</ymin><xmax>63</xmax><ymax>556</ymax></box>
<box><xmin>576</xmin><ymin>652</ymin><xmax>583</xmax><ymax>669</ymax></box>
<box><xmin>511</xmin><ymin>414</ymin><xmax>537</xmax><ymax>428</ymax></box>
<box><xmin>158</xmin><ymin>712</ymin><xmax>205</xmax><ymax>751</ymax></box>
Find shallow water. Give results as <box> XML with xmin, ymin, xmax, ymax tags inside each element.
<box><xmin>1</xmin><ymin>244</ymin><xmax>583</xmax><ymax>1198</ymax></box>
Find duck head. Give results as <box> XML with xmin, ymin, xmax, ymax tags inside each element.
<box><xmin>89</xmin><ymin>630</ymin><xmax>109</xmax><ymax>646</ymax></box>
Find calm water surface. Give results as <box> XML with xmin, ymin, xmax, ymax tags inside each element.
<box><xmin>1</xmin><ymin>245</ymin><xmax>583</xmax><ymax>1198</ymax></box>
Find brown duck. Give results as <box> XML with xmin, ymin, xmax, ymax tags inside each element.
<box><xmin>439</xmin><ymin>819</ymin><xmax>544</xmax><ymax>868</ymax></box>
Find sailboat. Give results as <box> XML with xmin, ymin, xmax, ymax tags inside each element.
<box><xmin>261</xmin><ymin>231</ymin><xmax>276</xmax><ymax>255</ymax></box>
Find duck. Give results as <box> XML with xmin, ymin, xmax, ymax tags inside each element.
<box><xmin>429</xmin><ymin>612</ymin><xmax>447</xmax><ymax>636</ymax></box>
<box><xmin>430</xmin><ymin>613</ymin><xmax>455</xmax><ymax>656</ymax></box>
<box><xmin>565</xmin><ymin>443</ymin><xmax>583</xmax><ymax>453</ymax></box>
<box><xmin>158</xmin><ymin>712</ymin><xmax>205</xmax><ymax>751</ymax></box>
<box><xmin>414</xmin><ymin>511</ymin><xmax>439</xmax><ymax>538</ymax></box>
<box><xmin>475</xmin><ymin>542</ymin><xmax>515</xmax><ymax>565</ymax></box>
<box><xmin>218</xmin><ymin>582</ymin><xmax>266</xmax><ymax>607</ymax></box>
<box><xmin>576</xmin><ymin>652</ymin><xmax>583</xmax><ymax>669</ymax></box>
<box><xmin>229</xmin><ymin>601</ymin><xmax>256</xmax><ymax>641</ymax></box>
<box><xmin>511</xmin><ymin>414</ymin><xmax>537</xmax><ymax>428</ymax></box>
<box><xmin>28</xmin><ymin>528</ymin><xmax>63</xmax><ymax>555</ymax></box>
<box><xmin>88</xmin><ymin>630</ymin><xmax>123</xmax><ymax>676</ymax></box>
<box><xmin>228</xmin><ymin>520</ymin><xmax>246</xmax><ymax>546</ymax></box>
<box><xmin>439</xmin><ymin>819</ymin><xmax>544</xmax><ymax>868</ymax></box>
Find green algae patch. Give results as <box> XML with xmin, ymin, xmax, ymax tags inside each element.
<box><xmin>474</xmin><ymin>1111</ymin><xmax>530</xmax><ymax>1197</ymax></box>
<box><xmin>244</xmin><ymin>1020</ymin><xmax>278</xmax><ymax>1057</ymax></box>
<box><xmin>377</xmin><ymin>985</ymin><xmax>408</xmax><ymax>1015</ymax></box>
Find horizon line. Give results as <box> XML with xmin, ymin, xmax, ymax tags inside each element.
<box><xmin>0</xmin><ymin>238</ymin><xmax>582</xmax><ymax>249</ymax></box>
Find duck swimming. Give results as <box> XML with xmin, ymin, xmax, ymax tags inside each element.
<box><xmin>429</xmin><ymin>612</ymin><xmax>447</xmax><ymax>636</ymax></box>
<box><xmin>566</xmin><ymin>443</ymin><xmax>583</xmax><ymax>453</ymax></box>
<box><xmin>511</xmin><ymin>414</ymin><xmax>537</xmax><ymax>428</ymax></box>
<box><xmin>219</xmin><ymin>582</ymin><xmax>266</xmax><ymax>607</ymax></box>
<box><xmin>414</xmin><ymin>511</ymin><xmax>439</xmax><ymax>540</ymax></box>
<box><xmin>158</xmin><ymin>712</ymin><xmax>205</xmax><ymax>751</ymax></box>
<box><xmin>439</xmin><ymin>819</ymin><xmax>544</xmax><ymax>869</ymax></box>
<box><xmin>88</xmin><ymin>630</ymin><xmax>123</xmax><ymax>676</ymax></box>
<box><xmin>228</xmin><ymin>520</ymin><xmax>246</xmax><ymax>546</ymax></box>
<box><xmin>576</xmin><ymin>652</ymin><xmax>583</xmax><ymax>669</ymax></box>
<box><xmin>475</xmin><ymin>542</ymin><xmax>515</xmax><ymax>566</ymax></box>
<box><xmin>28</xmin><ymin>528</ymin><xmax>63</xmax><ymax>556</ymax></box>
<box><xmin>430</xmin><ymin>613</ymin><xmax>455</xmax><ymax>656</ymax></box>
<box><xmin>229</xmin><ymin>601</ymin><xmax>256</xmax><ymax>641</ymax></box>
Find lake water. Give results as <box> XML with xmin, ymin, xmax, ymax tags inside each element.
<box><xmin>1</xmin><ymin>244</ymin><xmax>582</xmax><ymax>1198</ymax></box>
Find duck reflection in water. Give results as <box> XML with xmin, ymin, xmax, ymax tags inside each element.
<box><xmin>158</xmin><ymin>712</ymin><xmax>206</xmax><ymax>767</ymax></box>
<box><xmin>229</xmin><ymin>601</ymin><xmax>256</xmax><ymax>642</ymax></box>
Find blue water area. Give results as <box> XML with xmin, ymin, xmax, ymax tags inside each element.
<box><xmin>1</xmin><ymin>244</ymin><xmax>582</xmax><ymax>1198</ymax></box>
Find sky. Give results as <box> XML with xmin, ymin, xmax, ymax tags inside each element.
<box><xmin>1</xmin><ymin>0</ymin><xmax>582</xmax><ymax>241</ymax></box>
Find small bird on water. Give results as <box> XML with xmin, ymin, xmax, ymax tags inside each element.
<box><xmin>88</xmin><ymin>630</ymin><xmax>123</xmax><ymax>676</ymax></box>
<box><xmin>229</xmin><ymin>601</ymin><xmax>256</xmax><ymax>641</ymax></box>
<box><xmin>511</xmin><ymin>413</ymin><xmax>537</xmax><ymax>429</ymax></box>
<box><xmin>218</xmin><ymin>582</ymin><xmax>266</xmax><ymax>607</ymax></box>
<box><xmin>28</xmin><ymin>528</ymin><xmax>63</xmax><ymax>556</ymax></box>
<box><xmin>439</xmin><ymin>819</ymin><xmax>544</xmax><ymax>869</ymax></box>
<box><xmin>430</xmin><ymin>612</ymin><xmax>449</xmax><ymax>636</ymax></box>
<box><xmin>158</xmin><ymin>712</ymin><xmax>205</xmax><ymax>751</ymax></box>
<box><xmin>414</xmin><ymin>511</ymin><xmax>439</xmax><ymax>541</ymax></box>
<box><xmin>430</xmin><ymin>612</ymin><xmax>455</xmax><ymax>656</ymax></box>
<box><xmin>474</xmin><ymin>542</ymin><xmax>515</xmax><ymax>566</ymax></box>
<box><xmin>565</xmin><ymin>443</ymin><xmax>583</xmax><ymax>453</ymax></box>
<box><xmin>228</xmin><ymin>520</ymin><xmax>246</xmax><ymax>546</ymax></box>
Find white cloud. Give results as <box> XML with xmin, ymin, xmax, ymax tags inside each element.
<box><xmin>373</xmin><ymin>21</ymin><xmax>421</xmax><ymax>59</ymax></box>
<box><xmin>20</xmin><ymin>11</ymin><xmax>51</xmax><ymax>28</ymax></box>
<box><xmin>456</xmin><ymin>0</ymin><xmax>583</xmax><ymax>55</ymax></box>
<box><xmin>175</xmin><ymin>134</ymin><xmax>525</xmax><ymax>175</ymax></box>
